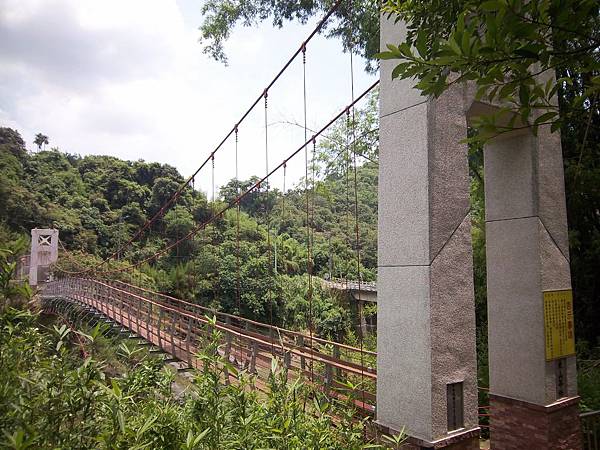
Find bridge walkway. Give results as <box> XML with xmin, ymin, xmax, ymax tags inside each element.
<box><xmin>42</xmin><ymin>277</ymin><xmax>376</xmax><ymax>415</ymax></box>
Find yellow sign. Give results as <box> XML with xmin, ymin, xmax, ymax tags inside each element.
<box><xmin>543</xmin><ymin>289</ymin><xmax>575</xmax><ymax>361</ymax></box>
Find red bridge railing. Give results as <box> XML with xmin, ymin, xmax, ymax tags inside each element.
<box><xmin>42</xmin><ymin>277</ymin><xmax>376</xmax><ymax>415</ymax></box>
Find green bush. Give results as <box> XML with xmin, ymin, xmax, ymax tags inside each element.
<box><xmin>0</xmin><ymin>308</ymin><xmax>402</xmax><ymax>449</ymax></box>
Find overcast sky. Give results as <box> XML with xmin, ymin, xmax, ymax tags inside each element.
<box><xmin>0</xmin><ymin>0</ymin><xmax>376</xmax><ymax>195</ymax></box>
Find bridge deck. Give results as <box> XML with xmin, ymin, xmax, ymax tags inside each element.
<box><xmin>42</xmin><ymin>277</ymin><xmax>376</xmax><ymax>414</ymax></box>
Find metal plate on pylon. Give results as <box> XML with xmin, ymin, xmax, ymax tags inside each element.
<box><xmin>543</xmin><ymin>289</ymin><xmax>575</xmax><ymax>361</ymax></box>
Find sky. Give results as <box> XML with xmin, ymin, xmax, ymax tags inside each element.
<box><xmin>0</xmin><ymin>0</ymin><xmax>376</xmax><ymax>195</ymax></box>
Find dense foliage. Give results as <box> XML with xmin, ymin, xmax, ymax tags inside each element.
<box><xmin>199</xmin><ymin>0</ymin><xmax>380</xmax><ymax>71</ymax></box>
<box><xmin>0</xmin><ymin>306</ymin><xmax>394</xmax><ymax>449</ymax></box>
<box><xmin>0</xmin><ymin>114</ymin><xmax>378</xmax><ymax>341</ymax></box>
<box><xmin>379</xmin><ymin>0</ymin><xmax>599</xmax><ymax>138</ymax></box>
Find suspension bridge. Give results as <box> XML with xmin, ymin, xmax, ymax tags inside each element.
<box><xmin>28</xmin><ymin>0</ymin><xmax>384</xmax><ymax>432</ymax></box>
<box><xmin>16</xmin><ymin>0</ymin><xmax>598</xmax><ymax>448</ymax></box>
<box><xmin>42</xmin><ymin>277</ymin><xmax>377</xmax><ymax>415</ymax></box>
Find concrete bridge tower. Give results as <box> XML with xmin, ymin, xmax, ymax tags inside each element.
<box><xmin>29</xmin><ymin>228</ymin><xmax>59</xmax><ymax>287</ymax></box>
<box><xmin>378</xmin><ymin>14</ymin><xmax>580</xmax><ymax>450</ymax></box>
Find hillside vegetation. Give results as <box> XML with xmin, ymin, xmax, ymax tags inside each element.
<box><xmin>0</xmin><ymin>117</ymin><xmax>377</xmax><ymax>340</ymax></box>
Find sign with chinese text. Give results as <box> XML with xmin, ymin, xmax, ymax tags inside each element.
<box><xmin>543</xmin><ymin>289</ymin><xmax>575</xmax><ymax>361</ymax></box>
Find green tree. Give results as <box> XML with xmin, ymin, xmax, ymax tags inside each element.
<box><xmin>0</xmin><ymin>128</ymin><xmax>28</xmax><ymax>162</ymax></box>
<box><xmin>0</xmin><ymin>129</ymin><xmax>41</xmax><ymax>230</ymax></box>
<box><xmin>314</xmin><ymin>89</ymin><xmax>379</xmax><ymax>179</ymax></box>
<box><xmin>148</xmin><ymin>177</ymin><xmax>183</xmax><ymax>218</ymax></box>
<box><xmin>164</xmin><ymin>206</ymin><xmax>197</xmax><ymax>259</ymax></box>
<box><xmin>0</xmin><ymin>240</ymin><xmax>31</xmax><ymax>311</ymax></box>
<box><xmin>377</xmin><ymin>0</ymin><xmax>599</xmax><ymax>139</ymax></box>
<box><xmin>219</xmin><ymin>176</ymin><xmax>276</xmax><ymax>217</ymax></box>
<box><xmin>199</xmin><ymin>0</ymin><xmax>380</xmax><ymax>71</ymax></box>
<box><xmin>34</xmin><ymin>133</ymin><xmax>49</xmax><ymax>151</ymax></box>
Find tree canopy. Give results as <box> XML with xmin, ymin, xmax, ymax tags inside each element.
<box><xmin>378</xmin><ymin>0</ymin><xmax>600</xmax><ymax>140</ymax></box>
<box><xmin>0</xmin><ymin>116</ymin><xmax>378</xmax><ymax>340</ymax></box>
<box><xmin>34</xmin><ymin>133</ymin><xmax>49</xmax><ymax>151</ymax></box>
<box><xmin>199</xmin><ymin>0</ymin><xmax>380</xmax><ymax>71</ymax></box>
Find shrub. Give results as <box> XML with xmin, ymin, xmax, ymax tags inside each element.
<box><xmin>0</xmin><ymin>308</ymin><xmax>402</xmax><ymax>449</ymax></box>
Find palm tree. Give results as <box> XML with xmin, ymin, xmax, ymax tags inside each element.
<box><xmin>34</xmin><ymin>133</ymin><xmax>49</xmax><ymax>151</ymax></box>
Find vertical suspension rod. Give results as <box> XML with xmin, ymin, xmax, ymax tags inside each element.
<box><xmin>348</xmin><ymin>3</ymin><xmax>367</xmax><ymax>416</ymax></box>
<box><xmin>235</xmin><ymin>127</ymin><xmax>241</xmax><ymax>314</ymax></box>
<box><xmin>303</xmin><ymin>43</ymin><xmax>315</xmax><ymax>380</ymax></box>
<box><xmin>264</xmin><ymin>90</ymin><xmax>274</xmax><ymax>356</ymax></box>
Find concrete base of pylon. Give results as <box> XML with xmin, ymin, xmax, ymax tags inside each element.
<box><xmin>373</xmin><ymin>422</ymin><xmax>480</xmax><ymax>450</ymax></box>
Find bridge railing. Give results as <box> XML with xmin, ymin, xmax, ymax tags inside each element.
<box><xmin>111</xmin><ymin>280</ymin><xmax>376</xmax><ymax>358</ymax></box>
<box><xmin>582</xmin><ymin>410</ymin><xmax>600</xmax><ymax>450</ymax></box>
<box><xmin>323</xmin><ymin>277</ymin><xmax>377</xmax><ymax>292</ymax></box>
<box><xmin>43</xmin><ymin>277</ymin><xmax>377</xmax><ymax>414</ymax></box>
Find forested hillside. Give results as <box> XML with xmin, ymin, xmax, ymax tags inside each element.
<box><xmin>0</xmin><ymin>120</ymin><xmax>378</xmax><ymax>340</ymax></box>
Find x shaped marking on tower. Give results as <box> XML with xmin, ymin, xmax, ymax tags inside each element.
<box><xmin>38</xmin><ymin>235</ymin><xmax>51</xmax><ymax>246</ymax></box>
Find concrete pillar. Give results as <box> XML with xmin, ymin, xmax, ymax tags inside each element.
<box><xmin>377</xmin><ymin>16</ymin><xmax>479</xmax><ymax>447</ymax></box>
<box><xmin>29</xmin><ymin>228</ymin><xmax>59</xmax><ymax>287</ymax></box>
<box><xmin>484</xmin><ymin>121</ymin><xmax>581</xmax><ymax>448</ymax></box>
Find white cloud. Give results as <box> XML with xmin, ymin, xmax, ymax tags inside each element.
<box><xmin>0</xmin><ymin>0</ymin><xmax>184</xmax><ymax>90</ymax></box>
<box><xmin>0</xmin><ymin>0</ymin><xmax>376</xmax><ymax>195</ymax></box>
